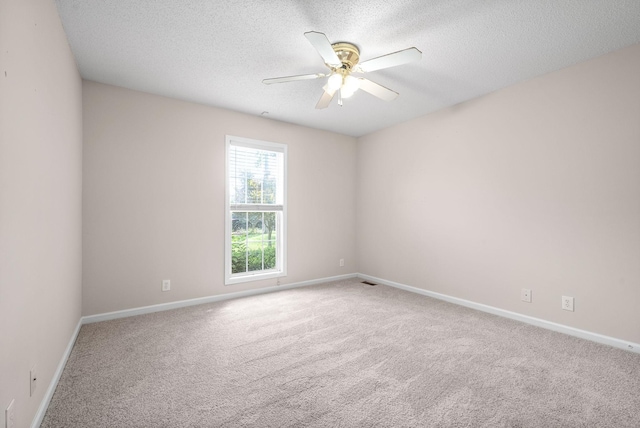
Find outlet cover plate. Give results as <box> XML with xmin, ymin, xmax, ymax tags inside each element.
<box><xmin>162</xmin><ymin>280</ymin><xmax>171</xmax><ymax>292</ymax></box>
<box><xmin>521</xmin><ymin>288</ymin><xmax>532</xmax><ymax>303</ymax></box>
<box><xmin>562</xmin><ymin>296</ymin><xmax>574</xmax><ymax>311</ymax></box>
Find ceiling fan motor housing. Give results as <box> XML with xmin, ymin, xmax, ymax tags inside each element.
<box><xmin>331</xmin><ymin>42</ymin><xmax>360</xmax><ymax>71</ymax></box>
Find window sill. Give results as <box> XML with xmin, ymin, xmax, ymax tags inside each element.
<box><xmin>225</xmin><ymin>270</ymin><xmax>285</xmax><ymax>285</ymax></box>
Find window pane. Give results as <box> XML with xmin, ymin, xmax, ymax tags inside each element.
<box><xmin>232</xmin><ymin>211</ymin><xmax>278</xmax><ymax>274</ymax></box>
<box><xmin>264</xmin><ymin>241</ymin><xmax>276</xmax><ymax>270</ymax></box>
<box><xmin>263</xmin><ymin>177</ymin><xmax>276</xmax><ymax>204</ymax></box>
<box><xmin>231</xmin><ymin>240</ymin><xmax>247</xmax><ymax>274</ymax></box>
<box><xmin>246</xmin><ymin>177</ymin><xmax>262</xmax><ymax>204</ymax></box>
<box><xmin>228</xmin><ymin>145</ymin><xmax>283</xmax><ymax>206</ymax></box>
<box><xmin>231</xmin><ymin>212</ymin><xmax>248</xmax><ymax>231</ymax></box>
<box><xmin>247</xmin><ymin>251</ymin><xmax>263</xmax><ymax>271</ymax></box>
<box><xmin>248</xmin><ymin>212</ymin><xmax>262</xmax><ymax>231</ymax></box>
<box><xmin>263</xmin><ymin>211</ymin><xmax>276</xmax><ymax>234</ymax></box>
<box><xmin>230</xmin><ymin>176</ymin><xmax>246</xmax><ymax>205</ymax></box>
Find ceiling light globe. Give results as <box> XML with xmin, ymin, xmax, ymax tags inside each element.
<box><xmin>343</xmin><ymin>75</ymin><xmax>359</xmax><ymax>91</ymax></box>
<box><xmin>327</xmin><ymin>73</ymin><xmax>342</xmax><ymax>91</ymax></box>
<box><xmin>341</xmin><ymin>76</ymin><xmax>359</xmax><ymax>98</ymax></box>
<box><xmin>341</xmin><ymin>88</ymin><xmax>356</xmax><ymax>98</ymax></box>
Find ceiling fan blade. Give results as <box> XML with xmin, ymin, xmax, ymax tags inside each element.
<box><xmin>262</xmin><ymin>73</ymin><xmax>326</xmax><ymax>85</ymax></box>
<box><xmin>316</xmin><ymin>86</ymin><xmax>337</xmax><ymax>109</ymax></box>
<box><xmin>357</xmin><ymin>78</ymin><xmax>399</xmax><ymax>101</ymax></box>
<box><xmin>304</xmin><ymin>31</ymin><xmax>341</xmax><ymax>67</ymax></box>
<box><xmin>355</xmin><ymin>47</ymin><xmax>422</xmax><ymax>73</ymax></box>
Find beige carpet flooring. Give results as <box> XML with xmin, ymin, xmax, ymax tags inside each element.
<box><xmin>42</xmin><ymin>279</ymin><xmax>640</xmax><ymax>427</ymax></box>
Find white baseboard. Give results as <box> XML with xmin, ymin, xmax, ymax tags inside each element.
<box><xmin>357</xmin><ymin>273</ymin><xmax>640</xmax><ymax>354</ymax></box>
<box><xmin>31</xmin><ymin>318</ymin><xmax>83</xmax><ymax>428</ymax></box>
<box><xmin>82</xmin><ymin>273</ymin><xmax>358</xmax><ymax>324</ymax></box>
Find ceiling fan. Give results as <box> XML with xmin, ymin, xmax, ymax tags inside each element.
<box><xmin>262</xmin><ymin>31</ymin><xmax>422</xmax><ymax>109</ymax></box>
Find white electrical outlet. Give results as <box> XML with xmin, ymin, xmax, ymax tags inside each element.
<box><xmin>30</xmin><ymin>364</ymin><xmax>37</xmax><ymax>396</ymax></box>
<box><xmin>521</xmin><ymin>288</ymin><xmax>532</xmax><ymax>303</ymax></box>
<box><xmin>5</xmin><ymin>399</ymin><xmax>15</xmax><ymax>428</ymax></box>
<box><xmin>161</xmin><ymin>280</ymin><xmax>171</xmax><ymax>292</ymax></box>
<box><xmin>339</xmin><ymin>258</ymin><xmax>344</xmax><ymax>267</ymax></box>
<box><xmin>562</xmin><ymin>296</ymin><xmax>574</xmax><ymax>311</ymax></box>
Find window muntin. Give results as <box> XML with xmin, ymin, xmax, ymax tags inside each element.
<box><xmin>225</xmin><ymin>136</ymin><xmax>286</xmax><ymax>284</ymax></box>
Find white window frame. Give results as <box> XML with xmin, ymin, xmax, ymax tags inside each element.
<box><xmin>225</xmin><ymin>135</ymin><xmax>287</xmax><ymax>285</ymax></box>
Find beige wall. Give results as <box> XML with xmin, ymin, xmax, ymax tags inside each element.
<box><xmin>357</xmin><ymin>43</ymin><xmax>640</xmax><ymax>343</ymax></box>
<box><xmin>82</xmin><ymin>81</ymin><xmax>357</xmax><ymax>316</ymax></box>
<box><xmin>0</xmin><ymin>0</ymin><xmax>83</xmax><ymax>426</ymax></box>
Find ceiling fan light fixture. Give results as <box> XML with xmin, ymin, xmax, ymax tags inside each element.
<box><xmin>327</xmin><ymin>73</ymin><xmax>342</xmax><ymax>91</ymax></box>
<box><xmin>341</xmin><ymin>88</ymin><xmax>356</xmax><ymax>99</ymax></box>
<box><xmin>341</xmin><ymin>75</ymin><xmax>359</xmax><ymax>98</ymax></box>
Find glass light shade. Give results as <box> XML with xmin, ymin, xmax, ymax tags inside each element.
<box><xmin>341</xmin><ymin>76</ymin><xmax>359</xmax><ymax>98</ymax></box>
<box><xmin>327</xmin><ymin>73</ymin><xmax>342</xmax><ymax>91</ymax></box>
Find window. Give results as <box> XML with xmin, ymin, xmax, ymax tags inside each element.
<box><xmin>225</xmin><ymin>136</ymin><xmax>287</xmax><ymax>284</ymax></box>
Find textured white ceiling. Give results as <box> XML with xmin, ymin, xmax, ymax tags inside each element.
<box><xmin>55</xmin><ymin>0</ymin><xmax>640</xmax><ymax>137</ymax></box>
